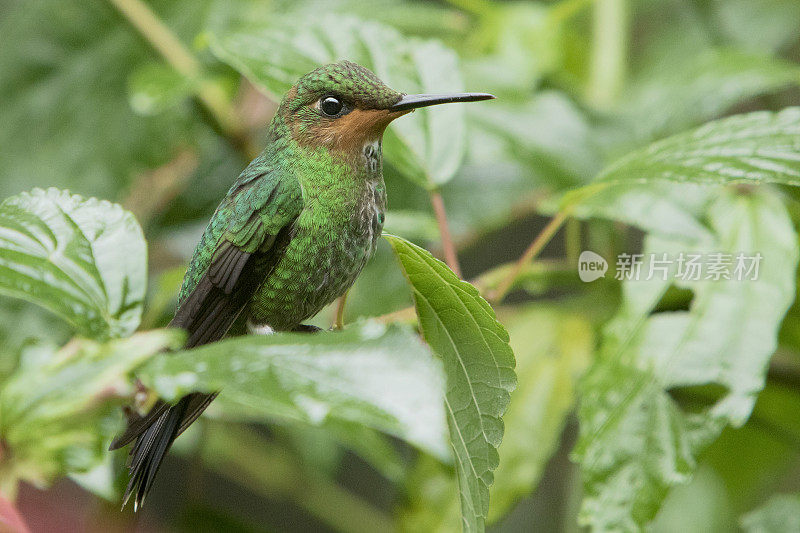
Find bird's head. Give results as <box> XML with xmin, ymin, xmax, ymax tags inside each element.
<box><xmin>274</xmin><ymin>60</ymin><xmax>493</xmax><ymax>153</ymax></box>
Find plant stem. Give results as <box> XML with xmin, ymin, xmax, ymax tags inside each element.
<box><xmin>587</xmin><ymin>0</ymin><xmax>629</xmax><ymax>109</ymax></box>
<box><xmin>375</xmin><ymin>306</ymin><xmax>417</xmax><ymax>324</ymax></box>
<box><xmin>491</xmin><ymin>211</ymin><xmax>569</xmax><ymax>303</ymax></box>
<box><xmin>123</xmin><ymin>149</ymin><xmax>198</xmax><ymax>224</ymax></box>
<box><xmin>566</xmin><ymin>217</ymin><xmax>581</xmax><ymax>266</ymax></box>
<box><xmin>334</xmin><ymin>291</ymin><xmax>348</xmax><ymax>330</ymax></box>
<box><xmin>429</xmin><ymin>190</ymin><xmax>463</xmax><ymax>278</ymax></box>
<box><xmin>108</xmin><ymin>0</ymin><xmax>257</xmax><ymax>158</ymax></box>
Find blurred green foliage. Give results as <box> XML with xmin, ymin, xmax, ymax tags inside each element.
<box><xmin>2</xmin><ymin>0</ymin><xmax>800</xmax><ymax>532</ymax></box>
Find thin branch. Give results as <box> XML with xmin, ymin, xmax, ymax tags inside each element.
<box><xmin>429</xmin><ymin>190</ymin><xmax>462</xmax><ymax>278</ymax></box>
<box><xmin>108</xmin><ymin>0</ymin><xmax>258</xmax><ymax>158</ymax></box>
<box><xmin>474</xmin><ymin>258</ymin><xmax>573</xmax><ymax>294</ymax></box>
<box><xmin>491</xmin><ymin>211</ymin><xmax>569</xmax><ymax>303</ymax></box>
<box><xmin>586</xmin><ymin>0</ymin><xmax>629</xmax><ymax>108</ymax></box>
<box><xmin>375</xmin><ymin>306</ymin><xmax>417</xmax><ymax>324</ymax></box>
<box><xmin>565</xmin><ymin>217</ymin><xmax>581</xmax><ymax>266</ymax></box>
<box><xmin>123</xmin><ymin>149</ymin><xmax>198</xmax><ymax>224</ymax></box>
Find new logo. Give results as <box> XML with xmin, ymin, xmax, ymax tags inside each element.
<box><xmin>578</xmin><ymin>251</ymin><xmax>608</xmax><ymax>282</ymax></box>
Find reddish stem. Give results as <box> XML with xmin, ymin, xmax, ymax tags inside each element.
<box><xmin>429</xmin><ymin>190</ymin><xmax>462</xmax><ymax>278</ymax></box>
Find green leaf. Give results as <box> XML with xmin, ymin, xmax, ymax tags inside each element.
<box><xmin>0</xmin><ymin>330</ymin><xmax>182</xmax><ymax>493</ymax></box>
<box><xmin>0</xmin><ymin>298</ymin><xmax>72</xmax><ymax>384</ymax></box>
<box><xmin>625</xmin><ymin>49</ymin><xmax>800</xmax><ymax>140</ymax></box>
<box><xmin>468</xmin><ymin>92</ymin><xmax>604</xmax><ymax>188</ymax></box>
<box><xmin>711</xmin><ymin>0</ymin><xmax>800</xmax><ymax>53</ymax></box>
<box><xmin>205</xmin><ymin>14</ymin><xmax>470</xmax><ymax>188</ymax></box>
<box><xmin>741</xmin><ymin>494</ymin><xmax>800</xmax><ymax>533</ymax></box>
<box><xmin>205</xmin><ymin>0</ymin><xmax>467</xmax><ymax>45</ymax></box>
<box><xmin>137</xmin><ymin>322</ymin><xmax>449</xmax><ymax>460</ymax></box>
<box><xmin>397</xmin><ymin>304</ymin><xmax>593</xmax><ymax>530</ymax></box>
<box><xmin>0</xmin><ymin>188</ymin><xmax>147</xmax><ymax>339</ymax></box>
<box><xmin>564</xmin><ymin>107</ymin><xmax>800</xmax><ymax>209</ymax></box>
<box><xmin>385</xmin><ymin>234</ymin><xmax>516</xmax><ymax>533</ymax></box>
<box><xmin>573</xmin><ymin>187</ymin><xmax>798</xmax><ymax>531</ymax></box>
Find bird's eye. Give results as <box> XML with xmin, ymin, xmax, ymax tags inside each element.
<box><xmin>319</xmin><ymin>96</ymin><xmax>344</xmax><ymax>117</ymax></box>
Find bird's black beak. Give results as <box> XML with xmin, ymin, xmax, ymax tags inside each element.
<box><xmin>390</xmin><ymin>92</ymin><xmax>495</xmax><ymax>112</ymax></box>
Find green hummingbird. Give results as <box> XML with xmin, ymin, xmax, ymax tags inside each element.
<box><xmin>110</xmin><ymin>60</ymin><xmax>493</xmax><ymax>508</ymax></box>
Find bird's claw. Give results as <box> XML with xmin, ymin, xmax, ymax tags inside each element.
<box><xmin>294</xmin><ymin>324</ymin><xmax>323</xmax><ymax>333</ymax></box>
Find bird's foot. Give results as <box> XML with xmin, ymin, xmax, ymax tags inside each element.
<box><xmin>293</xmin><ymin>324</ymin><xmax>323</xmax><ymax>333</ymax></box>
<box><xmin>247</xmin><ymin>321</ymin><xmax>323</xmax><ymax>335</ymax></box>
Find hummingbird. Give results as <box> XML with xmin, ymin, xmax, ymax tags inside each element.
<box><xmin>109</xmin><ymin>60</ymin><xmax>493</xmax><ymax>508</ymax></box>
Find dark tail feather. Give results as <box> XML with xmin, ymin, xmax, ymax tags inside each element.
<box><xmin>122</xmin><ymin>399</ymin><xmax>187</xmax><ymax>510</ymax></box>
<box><xmin>120</xmin><ymin>392</ymin><xmax>218</xmax><ymax>510</ymax></box>
<box><xmin>112</xmin><ymin>248</ymin><xmax>262</xmax><ymax>510</ymax></box>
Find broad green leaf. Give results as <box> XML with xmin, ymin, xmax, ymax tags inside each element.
<box><xmin>0</xmin><ymin>298</ymin><xmax>71</xmax><ymax>384</ymax></box>
<box><xmin>206</xmin><ymin>14</ymin><xmax>470</xmax><ymax>188</ymax></box>
<box><xmin>137</xmin><ymin>322</ymin><xmax>449</xmax><ymax>460</ymax></box>
<box><xmin>398</xmin><ymin>305</ymin><xmax>592</xmax><ymax>530</ymax></box>
<box><xmin>574</xmin><ymin>187</ymin><xmax>798</xmax><ymax>531</ymax></box>
<box><xmin>564</xmin><ymin>107</ymin><xmax>800</xmax><ymax>209</ymax></box>
<box><xmin>0</xmin><ymin>330</ymin><xmax>182</xmax><ymax>494</ymax></box>
<box><xmin>205</xmin><ymin>0</ymin><xmax>467</xmax><ymax>45</ymax></box>
<box><xmin>469</xmin><ymin>92</ymin><xmax>604</xmax><ymax>188</ymax></box>
<box><xmin>385</xmin><ymin>234</ymin><xmax>516</xmax><ymax>533</ymax></box>
<box><xmin>400</xmin><ymin>305</ymin><xmax>593</xmax><ymax>531</ymax></box>
<box><xmin>741</xmin><ymin>494</ymin><xmax>800</xmax><ymax>533</ymax></box>
<box><xmin>0</xmin><ymin>188</ymin><xmax>147</xmax><ymax>339</ymax></box>
<box><xmin>571</xmin><ymin>182</ymin><xmax>715</xmax><ymax>244</ymax></box>
<box><xmin>712</xmin><ymin>0</ymin><xmax>800</xmax><ymax>53</ymax></box>
<box><xmin>625</xmin><ymin>49</ymin><xmax>800</xmax><ymax>140</ymax></box>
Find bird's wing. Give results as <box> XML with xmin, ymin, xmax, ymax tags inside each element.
<box><xmin>109</xmin><ymin>165</ymin><xmax>301</xmax><ymax>452</ymax></box>
<box><xmin>109</xmin><ymin>161</ymin><xmax>304</xmax><ymax>507</ymax></box>
<box><xmin>171</xmin><ymin>161</ymin><xmax>303</xmax><ymax>348</ymax></box>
